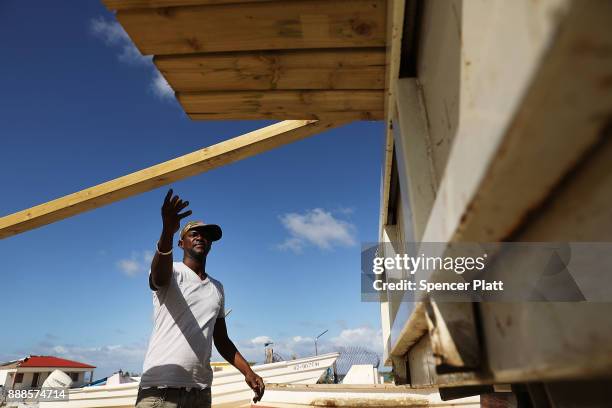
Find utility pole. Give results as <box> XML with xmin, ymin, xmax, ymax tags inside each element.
<box><xmin>264</xmin><ymin>342</ymin><xmax>274</xmax><ymax>364</ymax></box>
<box><xmin>314</xmin><ymin>329</ymin><xmax>328</xmax><ymax>356</ymax></box>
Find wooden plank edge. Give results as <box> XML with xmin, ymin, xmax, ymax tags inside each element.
<box><xmin>154</xmin><ymin>48</ymin><xmax>387</xmax><ymax>92</ymax></box>
<box><xmin>103</xmin><ymin>0</ymin><xmax>273</xmax><ymax>12</ymax></box>
<box><xmin>153</xmin><ymin>47</ymin><xmax>387</xmax><ymax>68</ymax></box>
<box><xmin>379</xmin><ymin>0</ymin><xmax>405</xmax><ymax>238</ymax></box>
<box><xmin>187</xmin><ymin>111</ymin><xmax>385</xmax><ymax>121</ymax></box>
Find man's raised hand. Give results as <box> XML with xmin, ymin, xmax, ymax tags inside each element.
<box><xmin>161</xmin><ymin>189</ymin><xmax>192</xmax><ymax>234</ymax></box>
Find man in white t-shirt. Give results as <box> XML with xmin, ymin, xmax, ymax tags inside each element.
<box><xmin>136</xmin><ymin>189</ymin><xmax>264</xmax><ymax>408</ymax></box>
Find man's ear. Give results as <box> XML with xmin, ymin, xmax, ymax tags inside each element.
<box><xmin>178</xmin><ymin>239</ymin><xmax>183</xmax><ymax>249</ymax></box>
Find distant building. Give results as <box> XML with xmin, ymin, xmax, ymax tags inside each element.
<box><xmin>0</xmin><ymin>355</ymin><xmax>95</xmax><ymax>389</ymax></box>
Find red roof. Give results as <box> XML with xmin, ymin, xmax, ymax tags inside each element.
<box><xmin>18</xmin><ymin>356</ymin><xmax>95</xmax><ymax>369</ymax></box>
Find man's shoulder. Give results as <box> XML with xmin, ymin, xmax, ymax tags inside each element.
<box><xmin>171</xmin><ymin>262</ymin><xmax>190</xmax><ymax>275</ymax></box>
<box><xmin>208</xmin><ymin>276</ymin><xmax>224</xmax><ymax>292</ymax></box>
<box><xmin>208</xmin><ymin>275</ymin><xmax>223</xmax><ymax>286</ymax></box>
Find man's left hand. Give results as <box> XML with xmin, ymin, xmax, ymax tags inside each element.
<box><xmin>245</xmin><ymin>372</ymin><xmax>265</xmax><ymax>403</ymax></box>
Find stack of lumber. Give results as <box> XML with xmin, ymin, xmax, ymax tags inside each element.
<box><xmin>103</xmin><ymin>0</ymin><xmax>387</xmax><ymax>120</ymax></box>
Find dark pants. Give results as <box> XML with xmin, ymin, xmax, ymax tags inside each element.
<box><xmin>135</xmin><ymin>387</ymin><xmax>211</xmax><ymax>408</ymax></box>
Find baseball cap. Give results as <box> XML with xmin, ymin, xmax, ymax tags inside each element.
<box><xmin>180</xmin><ymin>220</ymin><xmax>222</xmax><ymax>241</ymax></box>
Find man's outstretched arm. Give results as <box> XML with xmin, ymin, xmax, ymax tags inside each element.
<box><xmin>150</xmin><ymin>189</ymin><xmax>191</xmax><ymax>290</ymax></box>
<box><xmin>213</xmin><ymin>317</ymin><xmax>265</xmax><ymax>403</ymax></box>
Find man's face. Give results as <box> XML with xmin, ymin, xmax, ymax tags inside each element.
<box><xmin>179</xmin><ymin>229</ymin><xmax>212</xmax><ymax>261</ymax></box>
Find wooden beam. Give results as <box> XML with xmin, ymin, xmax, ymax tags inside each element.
<box><xmin>394</xmin><ymin>78</ymin><xmax>436</xmax><ymax>241</ymax></box>
<box><xmin>189</xmin><ymin>112</ymin><xmax>383</xmax><ymax>121</ymax></box>
<box><xmin>378</xmin><ymin>0</ymin><xmax>405</xmax><ymax>236</ymax></box>
<box><xmin>452</xmin><ymin>0</ymin><xmax>612</xmax><ymax>243</ymax></box>
<box><xmin>421</xmin><ymin>0</ymin><xmax>612</xmax><ymax>245</ymax></box>
<box><xmin>116</xmin><ymin>0</ymin><xmax>386</xmax><ymax>55</ymax></box>
<box><xmin>103</xmin><ymin>0</ymin><xmax>273</xmax><ymax>11</ymax></box>
<box><xmin>178</xmin><ymin>90</ymin><xmax>384</xmax><ymax>120</ymax></box>
<box><xmin>155</xmin><ymin>48</ymin><xmax>386</xmax><ymax>92</ymax></box>
<box><xmin>482</xmin><ymin>137</ymin><xmax>612</xmax><ymax>384</ymax></box>
<box><xmin>0</xmin><ymin>120</ymin><xmax>347</xmax><ymax>239</ymax></box>
<box><xmin>383</xmin><ymin>0</ymin><xmax>405</xmax><ymax>122</ymax></box>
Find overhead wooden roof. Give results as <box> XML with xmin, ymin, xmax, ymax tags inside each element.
<box><xmin>103</xmin><ymin>0</ymin><xmax>387</xmax><ymax>120</ymax></box>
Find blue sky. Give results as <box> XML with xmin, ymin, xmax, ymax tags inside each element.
<box><xmin>0</xmin><ymin>1</ymin><xmax>385</xmax><ymax>378</ymax></box>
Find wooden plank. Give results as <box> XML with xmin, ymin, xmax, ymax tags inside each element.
<box><xmin>0</xmin><ymin>120</ymin><xmax>347</xmax><ymax>239</ymax></box>
<box><xmin>103</xmin><ymin>0</ymin><xmax>273</xmax><ymax>11</ymax></box>
<box><xmin>389</xmin><ymin>302</ymin><xmax>428</xmax><ymax>359</ymax></box>
<box><xmin>383</xmin><ymin>0</ymin><xmax>405</xmax><ymax>120</ymax></box>
<box><xmin>116</xmin><ymin>0</ymin><xmax>387</xmax><ymax>55</ymax></box>
<box><xmin>481</xmin><ymin>138</ymin><xmax>612</xmax><ymax>383</ymax></box>
<box><xmin>415</xmin><ymin>0</ymin><xmax>461</xmax><ymax>189</ymax></box>
<box><xmin>378</xmin><ymin>0</ymin><xmax>405</xmax><ymax>237</ymax></box>
<box><xmin>380</xmin><ymin>224</ymin><xmax>400</xmax><ymax>364</ymax></box>
<box><xmin>393</xmin><ymin>78</ymin><xmax>436</xmax><ymax>241</ymax></box>
<box><xmin>179</xmin><ymin>90</ymin><xmax>384</xmax><ymax>120</ymax></box>
<box><xmin>419</xmin><ymin>0</ymin><xmax>576</xmax><ymax>246</ymax></box>
<box><xmin>452</xmin><ymin>0</ymin><xmax>612</xmax><ymax>243</ymax></box>
<box><xmin>407</xmin><ymin>335</ymin><xmax>437</xmax><ymax>387</ymax></box>
<box><xmin>154</xmin><ymin>48</ymin><xmax>386</xmax><ymax>92</ymax></box>
<box><xmin>377</xmin><ymin>0</ymin><xmax>404</xmax><ymax>367</ymax></box>
<box><xmin>189</xmin><ymin>111</ymin><xmax>384</xmax><ymax>121</ymax></box>
<box><xmin>426</xmin><ymin>301</ymin><xmax>480</xmax><ymax>368</ymax></box>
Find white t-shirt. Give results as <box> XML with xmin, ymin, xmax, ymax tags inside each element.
<box><xmin>140</xmin><ymin>262</ymin><xmax>225</xmax><ymax>389</ymax></box>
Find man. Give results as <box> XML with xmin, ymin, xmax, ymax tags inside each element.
<box><xmin>136</xmin><ymin>189</ymin><xmax>264</xmax><ymax>407</ymax></box>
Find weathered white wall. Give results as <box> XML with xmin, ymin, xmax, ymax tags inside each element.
<box><xmin>0</xmin><ymin>369</ymin><xmax>11</xmax><ymax>387</ymax></box>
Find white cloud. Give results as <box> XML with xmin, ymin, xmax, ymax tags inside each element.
<box><xmin>228</xmin><ymin>327</ymin><xmax>381</xmax><ymax>364</ymax></box>
<box><xmin>331</xmin><ymin>326</ymin><xmax>383</xmax><ymax>354</ymax></box>
<box><xmin>27</xmin><ymin>341</ymin><xmax>148</xmax><ymax>378</ymax></box>
<box><xmin>151</xmin><ymin>71</ymin><xmax>174</xmax><ymax>100</ymax></box>
<box><xmin>90</xmin><ymin>17</ymin><xmax>150</xmax><ymax>66</ymax></box>
<box><xmin>8</xmin><ymin>338</ymin><xmax>147</xmax><ymax>379</ymax></box>
<box><xmin>117</xmin><ymin>259</ymin><xmax>140</xmax><ymax>276</ymax></box>
<box><xmin>90</xmin><ymin>17</ymin><xmax>172</xmax><ymax>100</ymax></box>
<box><xmin>53</xmin><ymin>345</ymin><xmax>67</xmax><ymax>354</ymax></box>
<box><xmin>17</xmin><ymin>327</ymin><xmax>382</xmax><ymax>379</ymax></box>
<box><xmin>336</xmin><ymin>207</ymin><xmax>355</xmax><ymax>215</ymax></box>
<box><xmin>236</xmin><ymin>335</ymin><xmax>317</xmax><ymax>363</ymax></box>
<box><xmin>117</xmin><ymin>251</ymin><xmax>151</xmax><ymax>277</ymax></box>
<box><xmin>90</xmin><ymin>17</ymin><xmax>129</xmax><ymax>44</ymax></box>
<box><xmin>278</xmin><ymin>208</ymin><xmax>357</xmax><ymax>253</ymax></box>
<box><xmin>277</xmin><ymin>237</ymin><xmax>304</xmax><ymax>253</ymax></box>
<box><xmin>142</xmin><ymin>250</ymin><xmax>154</xmax><ymax>263</ymax></box>
<box><xmin>250</xmin><ymin>336</ymin><xmax>273</xmax><ymax>345</ymax></box>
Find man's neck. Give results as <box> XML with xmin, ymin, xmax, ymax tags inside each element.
<box><xmin>183</xmin><ymin>256</ymin><xmax>208</xmax><ymax>280</ymax></box>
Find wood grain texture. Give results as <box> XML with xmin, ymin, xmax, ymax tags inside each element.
<box><xmin>188</xmin><ymin>111</ymin><xmax>384</xmax><ymax>120</ymax></box>
<box><xmin>178</xmin><ymin>90</ymin><xmax>384</xmax><ymax>120</ymax></box>
<box><xmin>0</xmin><ymin>120</ymin><xmax>348</xmax><ymax>239</ymax></box>
<box><xmin>103</xmin><ymin>0</ymin><xmax>273</xmax><ymax>11</ymax></box>
<box><xmin>117</xmin><ymin>0</ymin><xmax>386</xmax><ymax>55</ymax></box>
<box><xmin>155</xmin><ymin>48</ymin><xmax>386</xmax><ymax>91</ymax></box>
